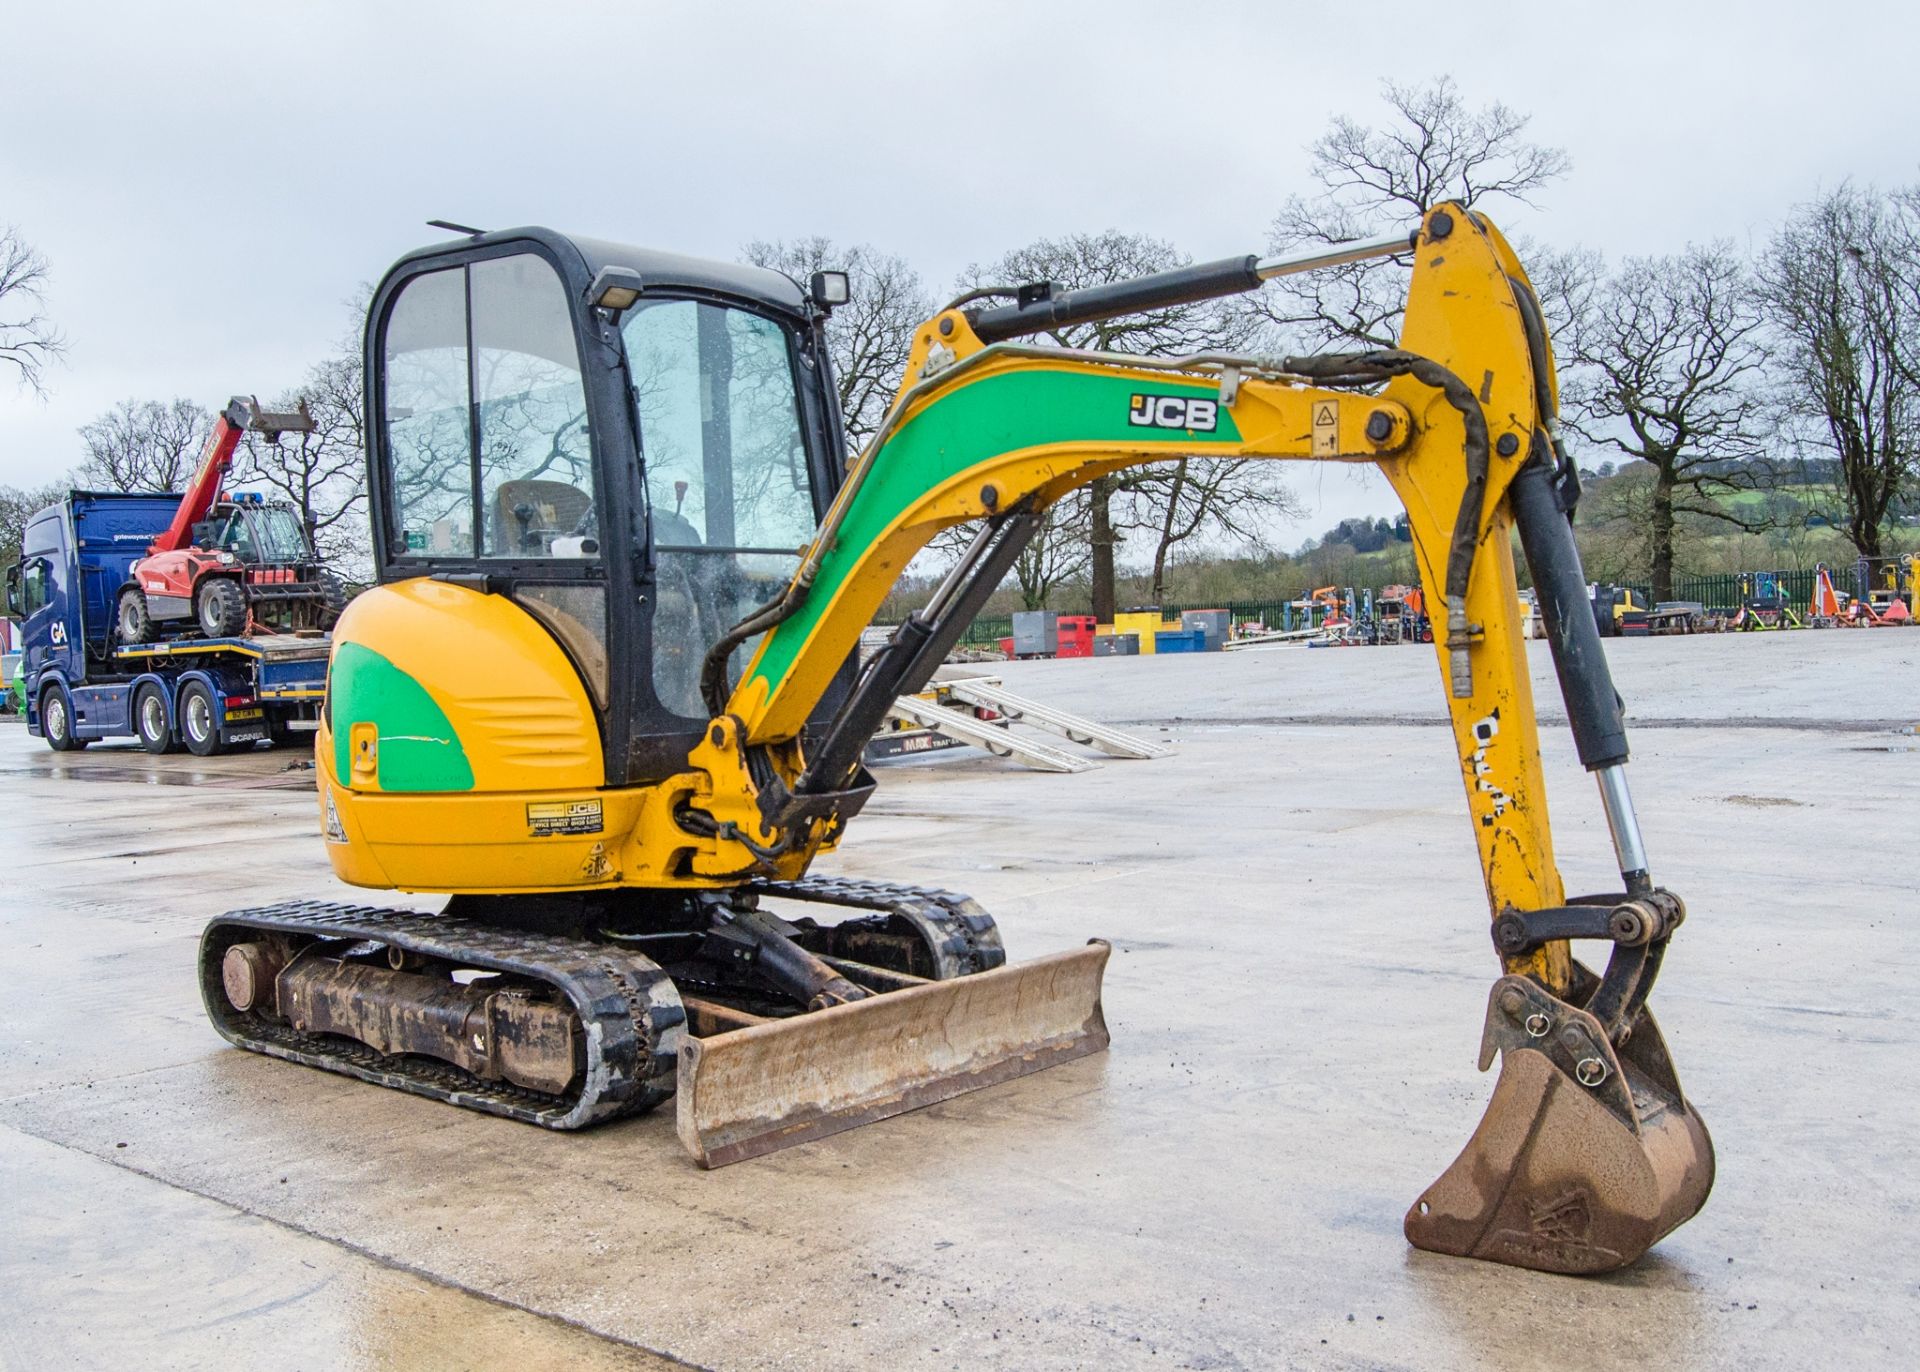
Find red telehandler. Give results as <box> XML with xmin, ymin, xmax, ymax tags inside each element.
<box><xmin>116</xmin><ymin>396</ymin><xmax>343</xmax><ymax>641</ymax></box>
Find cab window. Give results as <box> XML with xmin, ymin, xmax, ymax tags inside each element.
<box><xmin>253</xmin><ymin>506</ymin><xmax>313</xmax><ymax>563</ymax></box>
<box><xmin>381</xmin><ymin>253</ymin><xmax>596</xmax><ymax>561</ymax></box>
<box><xmin>473</xmin><ymin>256</ymin><xmax>596</xmax><ymax>559</ymax></box>
<box><xmin>210</xmin><ymin>512</ymin><xmax>257</xmax><ymax>561</ymax></box>
<box><xmin>384</xmin><ymin>268</ymin><xmax>475</xmax><ymax>557</ymax></box>
<box><xmin>20</xmin><ymin>559</ymin><xmax>49</xmax><ymax>617</ymax></box>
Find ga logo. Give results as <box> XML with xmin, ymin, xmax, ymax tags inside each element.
<box><xmin>1128</xmin><ymin>393</ymin><xmax>1218</xmax><ymax>432</ymax></box>
<box><xmin>49</xmin><ymin>622</ymin><xmax>67</xmax><ymax>646</ymax></box>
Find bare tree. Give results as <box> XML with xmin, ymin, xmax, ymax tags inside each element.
<box><xmin>234</xmin><ymin>288</ymin><xmax>376</xmax><ymax>577</ymax></box>
<box><xmin>743</xmin><ymin>238</ymin><xmax>932</xmax><ymax>451</ymax></box>
<box><xmin>78</xmin><ymin>398</ymin><xmax>211</xmax><ymax>492</ymax></box>
<box><xmin>0</xmin><ymin>226</ymin><xmax>67</xmax><ymax>395</ymax></box>
<box><xmin>237</xmin><ymin>356</ymin><xmax>370</xmax><ymax>574</ymax></box>
<box><xmin>1261</xmin><ymin>77</ymin><xmax>1570</xmax><ymax>349</ymax></box>
<box><xmin>1560</xmin><ymin>245</ymin><xmax>1773</xmax><ymax>601</ymax></box>
<box><xmin>1132</xmin><ymin>458</ymin><xmax>1299</xmax><ymax>604</ymax></box>
<box><xmin>1758</xmin><ymin>183</ymin><xmax>1920</xmax><ymax>558</ymax></box>
<box><xmin>957</xmin><ymin>231</ymin><xmax>1272</xmax><ymax>618</ymax></box>
<box><xmin>1011</xmin><ymin>491</ymin><xmax>1094</xmax><ymax>610</ymax></box>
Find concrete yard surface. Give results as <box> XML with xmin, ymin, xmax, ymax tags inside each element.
<box><xmin>1</xmin><ymin>629</ymin><xmax>1914</xmax><ymax>1369</ymax></box>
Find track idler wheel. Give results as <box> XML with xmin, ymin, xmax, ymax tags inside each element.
<box><xmin>1405</xmin><ymin>972</ymin><xmax>1714</xmax><ymax>1274</ymax></box>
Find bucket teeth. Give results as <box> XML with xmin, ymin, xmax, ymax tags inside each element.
<box><xmin>1405</xmin><ymin>974</ymin><xmax>1714</xmax><ymax>1274</ymax></box>
<box><xmin>677</xmin><ymin>940</ymin><xmax>1110</xmax><ymax>1167</ymax></box>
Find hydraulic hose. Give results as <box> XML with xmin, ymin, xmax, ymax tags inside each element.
<box><xmin>1275</xmin><ymin>350</ymin><xmax>1491</xmax><ymax>697</ymax></box>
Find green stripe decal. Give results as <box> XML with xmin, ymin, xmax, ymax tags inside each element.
<box><xmin>330</xmin><ymin>641</ymin><xmax>475</xmax><ymax>792</ymax></box>
<box><xmin>746</xmin><ymin>367</ymin><xmax>1238</xmax><ymax>698</ymax></box>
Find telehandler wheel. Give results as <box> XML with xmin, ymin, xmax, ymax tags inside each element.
<box><xmin>117</xmin><ymin>587</ymin><xmax>155</xmax><ymax>644</ymax></box>
<box><xmin>178</xmin><ymin>680</ymin><xmax>228</xmax><ymax>757</ymax></box>
<box><xmin>40</xmin><ymin>686</ymin><xmax>88</xmax><ymax>752</ymax></box>
<box><xmin>196</xmin><ymin>578</ymin><xmax>248</xmax><ymax>638</ymax></box>
<box><xmin>133</xmin><ymin>684</ymin><xmax>175</xmax><ymax>754</ymax></box>
<box><xmin>319</xmin><ymin>570</ymin><xmax>349</xmax><ymax>626</ymax></box>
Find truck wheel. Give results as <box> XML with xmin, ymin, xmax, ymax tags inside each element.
<box><xmin>118</xmin><ymin>587</ymin><xmax>155</xmax><ymax>644</ymax></box>
<box><xmin>196</xmin><ymin>578</ymin><xmax>248</xmax><ymax>638</ymax></box>
<box><xmin>178</xmin><ymin>681</ymin><xmax>228</xmax><ymax>757</ymax></box>
<box><xmin>41</xmin><ymin>687</ymin><xmax>89</xmax><ymax>752</ymax></box>
<box><xmin>134</xmin><ymin>684</ymin><xmax>175</xmax><ymax>754</ymax></box>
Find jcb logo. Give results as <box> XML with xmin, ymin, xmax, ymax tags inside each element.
<box><xmin>1128</xmin><ymin>393</ymin><xmax>1218</xmax><ymax>432</ymax></box>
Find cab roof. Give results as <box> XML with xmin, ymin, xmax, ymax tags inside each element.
<box><xmin>388</xmin><ymin>225</ymin><xmax>809</xmax><ymax>318</ymax></box>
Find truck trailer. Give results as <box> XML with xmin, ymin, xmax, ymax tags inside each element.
<box><xmin>4</xmin><ymin>492</ymin><xmax>329</xmax><ymax>754</ymax></box>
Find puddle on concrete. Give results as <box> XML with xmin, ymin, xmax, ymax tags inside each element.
<box><xmin>0</xmin><ymin>764</ymin><xmax>312</xmax><ymax>790</ymax></box>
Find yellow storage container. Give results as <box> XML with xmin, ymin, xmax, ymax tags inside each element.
<box><xmin>1112</xmin><ymin>611</ymin><xmax>1162</xmax><ymax>655</ymax></box>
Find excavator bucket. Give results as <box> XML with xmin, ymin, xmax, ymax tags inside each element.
<box><xmin>677</xmin><ymin>941</ymin><xmax>1111</xmax><ymax>1167</ymax></box>
<box><xmin>1404</xmin><ymin>972</ymin><xmax>1714</xmax><ymax>1274</ymax></box>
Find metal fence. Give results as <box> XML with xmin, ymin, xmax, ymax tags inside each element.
<box><xmin>1668</xmin><ymin>569</ymin><xmax>1822</xmax><ymax>609</ymax></box>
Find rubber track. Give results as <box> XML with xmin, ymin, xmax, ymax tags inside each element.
<box><xmin>199</xmin><ymin>901</ymin><xmax>685</xmax><ymax>1130</ymax></box>
<box><xmin>200</xmin><ymin>880</ymin><xmax>1006</xmax><ymax>1131</ymax></box>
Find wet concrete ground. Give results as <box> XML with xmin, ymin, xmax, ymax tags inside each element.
<box><xmin>1</xmin><ymin>629</ymin><xmax>1914</xmax><ymax>1369</ymax></box>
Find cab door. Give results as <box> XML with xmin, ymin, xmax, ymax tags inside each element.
<box><xmin>371</xmin><ymin>245</ymin><xmax>626</xmax><ymax>778</ymax></box>
<box><xmin>618</xmin><ymin>296</ymin><xmax>829</xmax><ymax>776</ymax></box>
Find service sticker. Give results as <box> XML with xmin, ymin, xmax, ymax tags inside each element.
<box><xmin>527</xmin><ymin>798</ymin><xmax>604</xmax><ymax>837</ymax></box>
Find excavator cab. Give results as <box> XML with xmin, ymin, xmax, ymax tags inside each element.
<box><xmin>363</xmin><ymin>233</ymin><xmax>857</xmax><ymax>783</ymax></box>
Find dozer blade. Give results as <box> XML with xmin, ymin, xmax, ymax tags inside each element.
<box><xmin>1405</xmin><ymin>973</ymin><xmax>1714</xmax><ymax>1274</ymax></box>
<box><xmin>677</xmin><ymin>940</ymin><xmax>1110</xmax><ymax>1167</ymax></box>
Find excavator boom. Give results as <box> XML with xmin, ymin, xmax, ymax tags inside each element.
<box><xmin>681</xmin><ymin>204</ymin><xmax>1710</xmax><ymax>1268</ymax></box>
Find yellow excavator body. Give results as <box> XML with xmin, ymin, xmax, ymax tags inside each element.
<box><xmin>201</xmin><ymin>204</ymin><xmax>1710</xmax><ymax>1275</ymax></box>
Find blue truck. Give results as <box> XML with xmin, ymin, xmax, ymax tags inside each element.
<box><xmin>3</xmin><ymin>492</ymin><xmax>329</xmax><ymax>754</ymax></box>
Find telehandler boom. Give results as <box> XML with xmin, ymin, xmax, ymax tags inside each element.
<box><xmin>201</xmin><ymin>205</ymin><xmax>1710</xmax><ymax>1275</ymax></box>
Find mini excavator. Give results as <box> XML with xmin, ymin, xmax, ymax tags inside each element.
<box><xmin>200</xmin><ymin>207</ymin><xmax>1712</xmax><ymax>1275</ymax></box>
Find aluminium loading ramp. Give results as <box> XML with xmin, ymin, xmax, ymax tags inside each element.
<box><xmin>874</xmin><ymin>671</ymin><xmax>1171</xmax><ymax>773</ymax></box>
<box><xmin>884</xmin><ymin>695</ymin><xmax>1097</xmax><ymax>773</ymax></box>
<box><xmin>932</xmin><ymin>676</ymin><xmax>1172</xmax><ymax>760</ymax></box>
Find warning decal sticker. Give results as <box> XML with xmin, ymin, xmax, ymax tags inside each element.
<box><xmin>1311</xmin><ymin>399</ymin><xmax>1339</xmax><ymax>456</ymax></box>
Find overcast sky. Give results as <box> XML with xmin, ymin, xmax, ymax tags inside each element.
<box><xmin>5</xmin><ymin>0</ymin><xmax>1916</xmax><ymax>548</ymax></box>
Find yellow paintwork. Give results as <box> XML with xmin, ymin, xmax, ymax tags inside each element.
<box><xmin>324</xmin><ymin>206</ymin><xmax>1583</xmax><ymax>988</ymax></box>
<box><xmin>322</xmin><ymin>579</ymin><xmax>601</xmax><ymax>794</ymax></box>
<box><xmin>1375</xmin><ymin>212</ymin><xmax>1570</xmax><ymax>988</ymax></box>
<box><xmin>321</xmin><ymin>580</ymin><xmax>610</xmax><ymax>891</ymax></box>
<box><xmin>719</xmin><ymin>205</ymin><xmax>1569</xmax><ymax>986</ymax></box>
<box><xmin>321</xmin><ymin>580</ymin><xmax>832</xmax><ymax>893</ymax></box>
